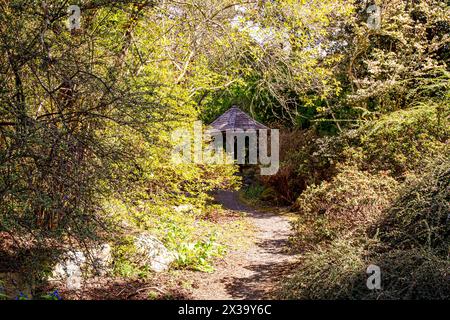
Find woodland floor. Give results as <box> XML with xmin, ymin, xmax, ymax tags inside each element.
<box><xmin>16</xmin><ymin>190</ymin><xmax>299</xmax><ymax>300</ymax></box>
<box><xmin>187</xmin><ymin>190</ymin><xmax>300</xmax><ymax>300</ymax></box>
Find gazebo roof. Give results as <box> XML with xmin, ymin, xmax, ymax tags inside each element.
<box><xmin>209</xmin><ymin>106</ymin><xmax>268</xmax><ymax>131</ymax></box>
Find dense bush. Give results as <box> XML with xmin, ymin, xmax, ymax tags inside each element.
<box><xmin>292</xmin><ymin>166</ymin><xmax>399</xmax><ymax>248</ymax></box>
<box><xmin>347</xmin><ymin>104</ymin><xmax>449</xmax><ymax>176</ymax></box>
<box><xmin>259</xmin><ymin>130</ymin><xmax>341</xmax><ymax>204</ymax></box>
<box><xmin>261</xmin><ymin>0</ymin><xmax>450</xmax><ymax>300</ymax></box>
<box><xmin>0</xmin><ymin>1</ymin><xmax>241</xmax><ymax>289</ymax></box>
<box><xmin>260</xmin><ymin>102</ymin><xmax>448</xmax><ymax>205</ymax></box>
<box><xmin>376</xmin><ymin>155</ymin><xmax>450</xmax><ymax>256</ymax></box>
<box><xmin>279</xmin><ymin>238</ymin><xmax>450</xmax><ymax>300</ymax></box>
<box><xmin>281</xmin><ymin>157</ymin><xmax>450</xmax><ymax>299</ymax></box>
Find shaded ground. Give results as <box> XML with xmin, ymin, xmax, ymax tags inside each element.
<box><xmin>56</xmin><ymin>274</ymin><xmax>191</xmax><ymax>300</ymax></box>
<box><xmin>0</xmin><ymin>191</ymin><xmax>298</xmax><ymax>300</ymax></box>
<box><xmin>189</xmin><ymin>190</ymin><xmax>299</xmax><ymax>300</ymax></box>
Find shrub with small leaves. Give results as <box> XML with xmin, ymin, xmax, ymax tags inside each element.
<box><xmin>292</xmin><ymin>166</ymin><xmax>399</xmax><ymax>248</ymax></box>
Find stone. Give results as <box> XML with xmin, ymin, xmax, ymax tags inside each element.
<box><xmin>133</xmin><ymin>233</ymin><xmax>176</xmax><ymax>272</ymax></box>
<box><xmin>89</xmin><ymin>244</ymin><xmax>112</xmax><ymax>276</ymax></box>
<box><xmin>50</xmin><ymin>251</ymin><xmax>86</xmax><ymax>291</ymax></box>
<box><xmin>173</xmin><ymin>204</ymin><xmax>195</xmax><ymax>214</ymax></box>
<box><xmin>49</xmin><ymin>243</ymin><xmax>112</xmax><ymax>290</ymax></box>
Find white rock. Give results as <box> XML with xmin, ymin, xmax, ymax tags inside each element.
<box><xmin>133</xmin><ymin>234</ymin><xmax>176</xmax><ymax>272</ymax></box>
<box><xmin>49</xmin><ymin>244</ymin><xmax>112</xmax><ymax>290</ymax></box>
<box><xmin>50</xmin><ymin>251</ymin><xmax>86</xmax><ymax>290</ymax></box>
<box><xmin>90</xmin><ymin>244</ymin><xmax>112</xmax><ymax>276</ymax></box>
<box><xmin>173</xmin><ymin>204</ymin><xmax>195</xmax><ymax>214</ymax></box>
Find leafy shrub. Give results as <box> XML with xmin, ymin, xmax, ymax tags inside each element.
<box><xmin>292</xmin><ymin>166</ymin><xmax>399</xmax><ymax>248</ymax></box>
<box><xmin>39</xmin><ymin>290</ymin><xmax>62</xmax><ymax>300</ymax></box>
<box><xmin>376</xmin><ymin>155</ymin><xmax>450</xmax><ymax>256</ymax></box>
<box><xmin>278</xmin><ymin>237</ymin><xmax>368</xmax><ymax>299</ymax></box>
<box><xmin>243</xmin><ymin>184</ymin><xmax>265</xmax><ymax>200</ymax></box>
<box><xmin>349</xmin><ymin>104</ymin><xmax>449</xmax><ymax>176</ymax></box>
<box><xmin>0</xmin><ymin>280</ymin><xmax>6</xmax><ymax>300</ymax></box>
<box><xmin>109</xmin><ymin>199</ymin><xmax>229</xmax><ymax>275</ymax></box>
<box><xmin>262</xmin><ymin>103</ymin><xmax>448</xmax><ymax>205</ymax></box>
<box><xmin>172</xmin><ymin>234</ymin><xmax>225</xmax><ymax>273</ymax></box>
<box><xmin>260</xmin><ymin>130</ymin><xmax>341</xmax><ymax>203</ymax></box>
<box><xmin>259</xmin><ymin>187</ymin><xmax>279</xmax><ymax>202</ymax></box>
<box><xmin>112</xmin><ymin>236</ymin><xmax>144</xmax><ymax>278</ymax></box>
<box><xmin>15</xmin><ymin>292</ymin><xmax>29</xmax><ymax>300</ymax></box>
<box><xmin>282</xmin><ymin>157</ymin><xmax>450</xmax><ymax>300</ymax></box>
<box><xmin>368</xmin><ymin>249</ymin><xmax>450</xmax><ymax>300</ymax></box>
<box><xmin>279</xmin><ymin>237</ymin><xmax>450</xmax><ymax>300</ymax></box>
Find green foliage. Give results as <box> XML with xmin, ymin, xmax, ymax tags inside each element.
<box><xmin>368</xmin><ymin>249</ymin><xmax>450</xmax><ymax>300</ymax></box>
<box><xmin>15</xmin><ymin>292</ymin><xmax>29</xmax><ymax>300</ymax></box>
<box><xmin>376</xmin><ymin>155</ymin><xmax>450</xmax><ymax>256</ymax></box>
<box><xmin>259</xmin><ymin>187</ymin><xmax>279</xmax><ymax>203</ymax></box>
<box><xmin>108</xmin><ymin>199</ymin><xmax>231</xmax><ymax>275</ymax></box>
<box><xmin>279</xmin><ymin>237</ymin><xmax>450</xmax><ymax>300</ymax></box>
<box><xmin>292</xmin><ymin>166</ymin><xmax>399</xmax><ymax>247</ymax></box>
<box><xmin>171</xmin><ymin>234</ymin><xmax>225</xmax><ymax>273</ymax></box>
<box><xmin>112</xmin><ymin>236</ymin><xmax>142</xmax><ymax>278</ymax></box>
<box><xmin>260</xmin><ymin>130</ymin><xmax>341</xmax><ymax>204</ymax></box>
<box><xmin>0</xmin><ymin>0</ymin><xmax>448</xmax><ymax>300</ymax></box>
<box><xmin>39</xmin><ymin>290</ymin><xmax>62</xmax><ymax>301</ymax></box>
<box><xmin>0</xmin><ymin>0</ymin><xmax>241</xmax><ymax>284</ymax></box>
<box><xmin>282</xmin><ymin>157</ymin><xmax>450</xmax><ymax>300</ymax></box>
<box><xmin>349</xmin><ymin>104</ymin><xmax>449</xmax><ymax>175</ymax></box>
<box><xmin>198</xmin><ymin>0</ymin><xmax>354</xmax><ymax>124</ymax></box>
<box><xmin>112</xmin><ymin>231</ymin><xmax>226</xmax><ymax>276</ymax></box>
<box><xmin>278</xmin><ymin>237</ymin><xmax>368</xmax><ymax>299</ymax></box>
<box><xmin>243</xmin><ymin>184</ymin><xmax>265</xmax><ymax>200</ymax></box>
<box><xmin>257</xmin><ymin>0</ymin><xmax>450</xmax><ymax>300</ymax></box>
<box><xmin>0</xmin><ymin>280</ymin><xmax>6</xmax><ymax>300</ymax></box>
<box><xmin>261</xmin><ymin>101</ymin><xmax>448</xmax><ymax>204</ymax></box>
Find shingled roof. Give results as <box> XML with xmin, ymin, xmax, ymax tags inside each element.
<box><xmin>209</xmin><ymin>106</ymin><xmax>268</xmax><ymax>131</ymax></box>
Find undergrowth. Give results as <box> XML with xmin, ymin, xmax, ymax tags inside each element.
<box><xmin>108</xmin><ymin>198</ymin><xmax>247</xmax><ymax>276</ymax></box>
<box><xmin>280</xmin><ymin>156</ymin><xmax>450</xmax><ymax>300</ymax></box>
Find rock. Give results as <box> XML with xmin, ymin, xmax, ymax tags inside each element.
<box><xmin>50</xmin><ymin>251</ymin><xmax>86</xmax><ymax>291</ymax></box>
<box><xmin>49</xmin><ymin>243</ymin><xmax>112</xmax><ymax>290</ymax></box>
<box><xmin>133</xmin><ymin>233</ymin><xmax>176</xmax><ymax>272</ymax></box>
<box><xmin>89</xmin><ymin>244</ymin><xmax>112</xmax><ymax>276</ymax></box>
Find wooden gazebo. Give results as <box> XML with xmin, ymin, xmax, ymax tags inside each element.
<box><xmin>208</xmin><ymin>106</ymin><xmax>268</xmax><ymax>165</ymax></box>
<box><xmin>209</xmin><ymin>106</ymin><xmax>268</xmax><ymax>132</ymax></box>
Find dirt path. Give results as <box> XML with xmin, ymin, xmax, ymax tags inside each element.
<box><xmin>190</xmin><ymin>191</ymin><xmax>299</xmax><ymax>300</ymax></box>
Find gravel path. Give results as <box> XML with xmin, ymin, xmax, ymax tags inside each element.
<box><xmin>190</xmin><ymin>191</ymin><xmax>298</xmax><ymax>300</ymax></box>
